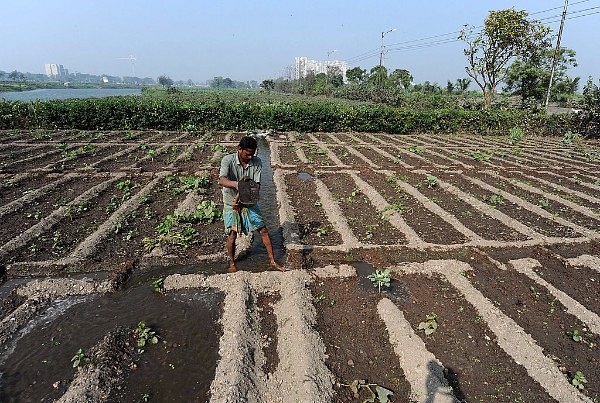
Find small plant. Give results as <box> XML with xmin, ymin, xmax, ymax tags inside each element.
<box><xmin>134</xmin><ymin>321</ymin><xmax>159</xmax><ymax>353</ymax></box>
<box><xmin>508</xmin><ymin>127</ymin><xmax>525</xmax><ymax>145</ymax></box>
<box><xmin>71</xmin><ymin>348</ymin><xmax>90</xmax><ymax>369</ymax></box>
<box><xmin>425</xmin><ymin>175</ymin><xmax>438</xmax><ymax>188</ymax></box>
<box><xmin>567</xmin><ymin>329</ymin><xmax>583</xmax><ymax>342</ymax></box>
<box><xmin>529</xmin><ymin>286</ymin><xmax>541</xmax><ymax>299</ymax></box>
<box><xmin>561</xmin><ymin>131</ymin><xmax>581</xmax><ymax>145</ymax></box>
<box><xmin>470</xmin><ymin>149</ymin><xmax>493</xmax><ymax>162</ymax></box>
<box><xmin>482</xmin><ymin>192</ymin><xmax>504</xmax><ymax>207</ymax></box>
<box><xmin>571</xmin><ymin>371</ymin><xmax>587</xmax><ymax>390</ymax></box>
<box><xmin>314</xmin><ymin>199</ymin><xmax>322</xmax><ymax>207</ymax></box>
<box><xmin>538</xmin><ymin>198</ymin><xmax>550</xmax><ymax>209</ymax></box>
<box><xmin>340</xmin><ymin>379</ymin><xmax>394</xmax><ymax>403</ymax></box>
<box><xmin>314</xmin><ymin>291</ymin><xmax>326</xmax><ymax>303</ymax></box>
<box><xmin>418</xmin><ymin>313</ymin><xmax>438</xmax><ymax>335</ymax></box>
<box><xmin>364</xmin><ymin>225</ymin><xmax>376</xmax><ymax>240</ymax></box>
<box><xmin>151</xmin><ymin>277</ymin><xmax>164</xmax><ymax>292</ymax></box>
<box><xmin>367</xmin><ymin>269</ymin><xmax>391</xmax><ymax>293</ymax></box>
<box><xmin>594</xmin><ymin>178</ymin><xmax>600</xmax><ymax>186</ymax></box>
<box><xmin>408</xmin><ymin>145</ymin><xmax>424</xmax><ymax>154</ymax></box>
<box><xmin>316</xmin><ymin>226</ymin><xmax>328</xmax><ymax>237</ymax></box>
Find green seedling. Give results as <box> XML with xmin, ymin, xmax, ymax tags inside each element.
<box><xmin>134</xmin><ymin>321</ymin><xmax>159</xmax><ymax>353</ymax></box>
<box><xmin>367</xmin><ymin>269</ymin><xmax>391</xmax><ymax>293</ymax></box>
<box><xmin>482</xmin><ymin>193</ymin><xmax>504</xmax><ymax>207</ymax></box>
<box><xmin>316</xmin><ymin>226</ymin><xmax>328</xmax><ymax>237</ymax></box>
<box><xmin>314</xmin><ymin>199</ymin><xmax>322</xmax><ymax>207</ymax></box>
<box><xmin>567</xmin><ymin>329</ymin><xmax>583</xmax><ymax>342</ymax></box>
<box><xmin>71</xmin><ymin>348</ymin><xmax>90</xmax><ymax>369</ymax></box>
<box><xmin>538</xmin><ymin>198</ymin><xmax>550</xmax><ymax>209</ymax></box>
<box><xmin>571</xmin><ymin>371</ymin><xmax>587</xmax><ymax>390</ymax></box>
<box><xmin>340</xmin><ymin>379</ymin><xmax>394</xmax><ymax>403</ymax></box>
<box><xmin>408</xmin><ymin>145</ymin><xmax>424</xmax><ymax>154</ymax></box>
<box><xmin>470</xmin><ymin>149</ymin><xmax>493</xmax><ymax>162</ymax></box>
<box><xmin>314</xmin><ymin>291</ymin><xmax>326</xmax><ymax>303</ymax></box>
<box><xmin>425</xmin><ymin>175</ymin><xmax>438</xmax><ymax>188</ymax></box>
<box><xmin>151</xmin><ymin>277</ymin><xmax>164</xmax><ymax>292</ymax></box>
<box><xmin>508</xmin><ymin>127</ymin><xmax>525</xmax><ymax>145</ymax></box>
<box><xmin>594</xmin><ymin>178</ymin><xmax>600</xmax><ymax>186</ymax></box>
<box><xmin>418</xmin><ymin>313</ymin><xmax>438</xmax><ymax>335</ymax></box>
<box><xmin>561</xmin><ymin>131</ymin><xmax>581</xmax><ymax>145</ymax></box>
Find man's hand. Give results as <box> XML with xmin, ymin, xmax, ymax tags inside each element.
<box><xmin>233</xmin><ymin>202</ymin><xmax>241</xmax><ymax>213</ymax></box>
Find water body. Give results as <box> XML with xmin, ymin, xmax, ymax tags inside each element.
<box><xmin>0</xmin><ymin>88</ymin><xmax>141</xmax><ymax>102</ymax></box>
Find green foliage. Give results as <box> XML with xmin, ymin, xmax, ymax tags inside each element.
<box><xmin>166</xmin><ymin>174</ymin><xmax>211</xmax><ymax>195</ymax></box>
<box><xmin>571</xmin><ymin>371</ymin><xmax>587</xmax><ymax>390</ymax></box>
<box><xmin>71</xmin><ymin>348</ymin><xmax>91</xmax><ymax>369</ymax></box>
<box><xmin>0</xmin><ymin>91</ymin><xmax>578</xmax><ymax>136</ymax></box>
<box><xmin>508</xmin><ymin>127</ymin><xmax>525</xmax><ymax>145</ymax></box>
<box><xmin>482</xmin><ymin>192</ymin><xmax>504</xmax><ymax>207</ymax></box>
<box><xmin>418</xmin><ymin>313</ymin><xmax>439</xmax><ymax>335</ymax></box>
<box><xmin>567</xmin><ymin>329</ymin><xmax>583</xmax><ymax>342</ymax></box>
<box><xmin>470</xmin><ymin>149</ymin><xmax>493</xmax><ymax>162</ymax></box>
<box><xmin>425</xmin><ymin>175</ymin><xmax>438</xmax><ymax>188</ymax></box>
<box><xmin>367</xmin><ymin>269</ymin><xmax>391</xmax><ymax>293</ymax></box>
<box><xmin>134</xmin><ymin>321</ymin><xmax>159</xmax><ymax>353</ymax></box>
<box><xmin>143</xmin><ymin>201</ymin><xmax>222</xmax><ymax>251</ymax></box>
<box><xmin>151</xmin><ymin>277</ymin><xmax>164</xmax><ymax>292</ymax></box>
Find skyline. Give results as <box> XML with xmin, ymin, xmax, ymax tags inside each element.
<box><xmin>2</xmin><ymin>1</ymin><xmax>599</xmax><ymax>87</ymax></box>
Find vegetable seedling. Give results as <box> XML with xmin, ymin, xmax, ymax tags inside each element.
<box><xmin>367</xmin><ymin>269</ymin><xmax>391</xmax><ymax>293</ymax></box>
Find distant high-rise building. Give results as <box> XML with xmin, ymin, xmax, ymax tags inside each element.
<box><xmin>294</xmin><ymin>57</ymin><xmax>348</xmax><ymax>80</ymax></box>
<box><xmin>44</xmin><ymin>63</ymin><xmax>68</xmax><ymax>78</ymax></box>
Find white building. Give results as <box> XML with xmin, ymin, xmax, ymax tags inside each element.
<box><xmin>294</xmin><ymin>57</ymin><xmax>348</xmax><ymax>80</ymax></box>
<box><xmin>44</xmin><ymin>63</ymin><xmax>68</xmax><ymax>78</ymax></box>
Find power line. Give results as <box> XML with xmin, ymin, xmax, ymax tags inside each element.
<box><xmin>345</xmin><ymin>2</ymin><xmax>599</xmax><ymax>67</ymax></box>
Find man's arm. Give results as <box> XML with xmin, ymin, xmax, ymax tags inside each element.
<box><xmin>218</xmin><ymin>176</ymin><xmax>238</xmax><ymax>190</ymax></box>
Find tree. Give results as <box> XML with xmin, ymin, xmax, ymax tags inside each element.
<box><xmin>346</xmin><ymin>67</ymin><xmax>367</xmax><ymax>84</ymax></box>
<box><xmin>455</xmin><ymin>78</ymin><xmax>471</xmax><ymax>93</ymax></box>
<box><xmin>260</xmin><ymin>79</ymin><xmax>275</xmax><ymax>92</ymax></box>
<box><xmin>157</xmin><ymin>74</ymin><xmax>173</xmax><ymax>88</ymax></box>
<box><xmin>388</xmin><ymin>69</ymin><xmax>412</xmax><ymax>90</ymax></box>
<box><xmin>459</xmin><ymin>8</ymin><xmax>551</xmax><ymax>107</ymax></box>
<box><xmin>368</xmin><ymin>65</ymin><xmax>388</xmax><ymax>87</ymax></box>
<box><xmin>504</xmin><ymin>47</ymin><xmax>577</xmax><ymax>103</ymax></box>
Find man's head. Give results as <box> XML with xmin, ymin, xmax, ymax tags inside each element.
<box><xmin>237</xmin><ymin>136</ymin><xmax>257</xmax><ymax>164</ymax></box>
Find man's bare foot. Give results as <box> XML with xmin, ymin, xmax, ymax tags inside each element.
<box><xmin>271</xmin><ymin>261</ymin><xmax>285</xmax><ymax>272</ymax></box>
<box><xmin>229</xmin><ymin>262</ymin><xmax>238</xmax><ymax>273</ymax></box>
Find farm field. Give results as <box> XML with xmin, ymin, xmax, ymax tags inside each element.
<box><xmin>0</xmin><ymin>128</ymin><xmax>599</xmax><ymax>402</ymax></box>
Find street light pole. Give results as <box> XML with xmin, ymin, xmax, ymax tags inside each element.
<box><xmin>379</xmin><ymin>28</ymin><xmax>396</xmax><ymax>68</ymax></box>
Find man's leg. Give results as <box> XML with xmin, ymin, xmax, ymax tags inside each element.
<box><xmin>258</xmin><ymin>227</ymin><xmax>284</xmax><ymax>271</ymax></box>
<box><xmin>226</xmin><ymin>230</ymin><xmax>238</xmax><ymax>272</ymax></box>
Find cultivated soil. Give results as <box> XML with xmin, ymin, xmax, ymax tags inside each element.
<box><xmin>0</xmin><ymin>128</ymin><xmax>599</xmax><ymax>402</ymax></box>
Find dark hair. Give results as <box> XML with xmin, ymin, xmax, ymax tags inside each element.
<box><xmin>238</xmin><ymin>136</ymin><xmax>257</xmax><ymax>150</ymax></box>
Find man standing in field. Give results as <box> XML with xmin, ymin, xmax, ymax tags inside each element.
<box><xmin>218</xmin><ymin>136</ymin><xmax>284</xmax><ymax>272</ymax></box>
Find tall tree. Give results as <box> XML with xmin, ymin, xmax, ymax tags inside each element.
<box><xmin>345</xmin><ymin>67</ymin><xmax>367</xmax><ymax>84</ymax></box>
<box><xmin>388</xmin><ymin>69</ymin><xmax>412</xmax><ymax>90</ymax></box>
<box><xmin>459</xmin><ymin>8</ymin><xmax>551</xmax><ymax>107</ymax></box>
<box><xmin>157</xmin><ymin>74</ymin><xmax>173</xmax><ymax>88</ymax></box>
<box><xmin>504</xmin><ymin>47</ymin><xmax>577</xmax><ymax>102</ymax></box>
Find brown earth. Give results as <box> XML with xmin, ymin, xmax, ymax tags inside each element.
<box><xmin>1</xmin><ymin>129</ymin><xmax>599</xmax><ymax>402</ymax></box>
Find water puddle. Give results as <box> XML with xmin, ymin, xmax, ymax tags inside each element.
<box><xmin>353</xmin><ymin>262</ymin><xmax>410</xmax><ymax>303</ymax></box>
<box><xmin>297</xmin><ymin>172</ymin><xmax>313</xmax><ymax>181</ymax></box>
<box><xmin>0</xmin><ymin>265</ymin><xmax>224</xmax><ymax>402</ymax></box>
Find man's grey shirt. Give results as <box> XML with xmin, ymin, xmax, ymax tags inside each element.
<box><xmin>219</xmin><ymin>152</ymin><xmax>262</xmax><ymax>205</ymax></box>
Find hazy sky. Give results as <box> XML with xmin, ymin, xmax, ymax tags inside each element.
<box><xmin>1</xmin><ymin>1</ymin><xmax>598</xmax><ymax>86</ymax></box>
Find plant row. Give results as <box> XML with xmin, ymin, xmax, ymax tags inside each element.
<box><xmin>0</xmin><ymin>95</ymin><xmax>583</xmax><ymax>136</ymax></box>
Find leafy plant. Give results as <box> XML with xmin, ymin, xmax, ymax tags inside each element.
<box><xmin>425</xmin><ymin>175</ymin><xmax>438</xmax><ymax>188</ymax></box>
<box><xmin>538</xmin><ymin>198</ymin><xmax>549</xmax><ymax>209</ymax></box>
<box><xmin>418</xmin><ymin>313</ymin><xmax>438</xmax><ymax>335</ymax></box>
<box><xmin>168</xmin><ymin>174</ymin><xmax>210</xmax><ymax>195</ymax></box>
<box><xmin>567</xmin><ymin>329</ymin><xmax>583</xmax><ymax>342</ymax></box>
<box><xmin>594</xmin><ymin>178</ymin><xmax>600</xmax><ymax>186</ymax></box>
<box><xmin>316</xmin><ymin>226</ymin><xmax>328</xmax><ymax>237</ymax></box>
<box><xmin>367</xmin><ymin>269</ymin><xmax>391</xmax><ymax>293</ymax></box>
<box><xmin>407</xmin><ymin>145</ymin><xmax>424</xmax><ymax>154</ymax></box>
<box><xmin>134</xmin><ymin>321</ymin><xmax>159</xmax><ymax>353</ymax></box>
<box><xmin>469</xmin><ymin>149</ymin><xmax>493</xmax><ymax>162</ymax></box>
<box><xmin>151</xmin><ymin>277</ymin><xmax>164</xmax><ymax>292</ymax></box>
<box><xmin>571</xmin><ymin>371</ymin><xmax>587</xmax><ymax>390</ymax></box>
<box><xmin>561</xmin><ymin>131</ymin><xmax>581</xmax><ymax>145</ymax></box>
<box><xmin>482</xmin><ymin>192</ymin><xmax>504</xmax><ymax>207</ymax></box>
<box><xmin>508</xmin><ymin>126</ymin><xmax>525</xmax><ymax>145</ymax></box>
<box><xmin>71</xmin><ymin>348</ymin><xmax>90</xmax><ymax>369</ymax></box>
<box><xmin>340</xmin><ymin>379</ymin><xmax>394</xmax><ymax>403</ymax></box>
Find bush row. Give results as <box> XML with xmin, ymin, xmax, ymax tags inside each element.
<box><xmin>0</xmin><ymin>95</ymin><xmax>579</xmax><ymax>136</ymax></box>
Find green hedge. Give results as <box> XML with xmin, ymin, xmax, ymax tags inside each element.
<box><xmin>0</xmin><ymin>95</ymin><xmax>577</xmax><ymax>136</ymax></box>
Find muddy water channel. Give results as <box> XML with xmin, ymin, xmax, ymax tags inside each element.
<box><xmin>0</xmin><ymin>266</ymin><xmax>224</xmax><ymax>402</ymax></box>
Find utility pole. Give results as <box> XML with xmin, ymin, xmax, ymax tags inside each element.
<box><xmin>379</xmin><ymin>28</ymin><xmax>396</xmax><ymax>68</ymax></box>
<box><xmin>545</xmin><ymin>0</ymin><xmax>568</xmax><ymax>107</ymax></box>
